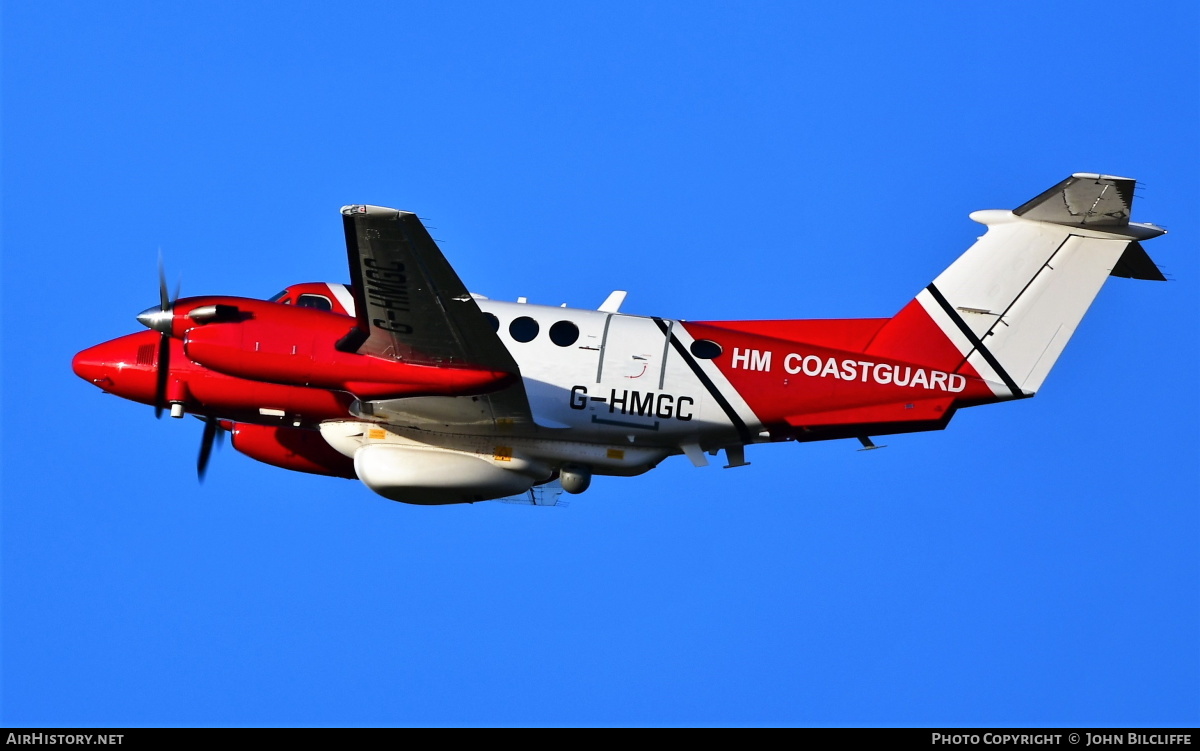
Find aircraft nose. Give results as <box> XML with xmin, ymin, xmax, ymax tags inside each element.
<box><xmin>71</xmin><ymin>332</ymin><xmax>161</xmax><ymax>404</ymax></box>
<box><xmin>72</xmin><ymin>341</ymin><xmax>121</xmax><ymax>390</ymax></box>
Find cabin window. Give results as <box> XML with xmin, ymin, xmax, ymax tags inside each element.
<box><xmin>269</xmin><ymin>290</ymin><xmax>291</xmax><ymax>303</ymax></box>
<box><xmin>690</xmin><ymin>339</ymin><xmax>722</xmax><ymax>359</ymax></box>
<box><xmin>483</xmin><ymin>313</ymin><xmax>500</xmax><ymax>332</ymax></box>
<box><xmin>509</xmin><ymin>316</ymin><xmax>539</xmax><ymax>343</ymax></box>
<box><xmin>297</xmin><ymin>294</ymin><xmax>332</xmax><ymax>312</ymax></box>
<box><xmin>549</xmin><ymin>321</ymin><xmax>580</xmax><ymax>347</ymax></box>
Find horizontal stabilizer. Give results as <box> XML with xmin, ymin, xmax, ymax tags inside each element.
<box><xmin>1110</xmin><ymin>240</ymin><xmax>1167</xmax><ymax>281</ymax></box>
<box><xmin>1014</xmin><ymin>173</ymin><xmax>1135</xmax><ymax>229</ymax></box>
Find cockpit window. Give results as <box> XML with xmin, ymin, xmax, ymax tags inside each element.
<box><xmin>269</xmin><ymin>290</ymin><xmax>290</xmax><ymax>303</ymax></box>
<box><xmin>296</xmin><ymin>294</ymin><xmax>332</xmax><ymax>312</ymax></box>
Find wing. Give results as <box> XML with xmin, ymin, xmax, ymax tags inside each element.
<box><xmin>339</xmin><ymin>205</ymin><xmax>516</xmax><ymax>367</ymax></box>
<box><xmin>338</xmin><ymin>205</ymin><xmax>534</xmax><ymax>425</ymax></box>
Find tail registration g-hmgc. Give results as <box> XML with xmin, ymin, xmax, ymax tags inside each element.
<box><xmin>73</xmin><ymin>174</ymin><xmax>1167</xmax><ymax>505</ymax></box>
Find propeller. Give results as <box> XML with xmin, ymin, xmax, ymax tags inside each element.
<box><xmin>197</xmin><ymin>416</ymin><xmax>225</xmax><ymax>481</ymax></box>
<box><xmin>135</xmin><ymin>255</ymin><xmax>228</xmax><ymax>480</ymax></box>
<box><xmin>153</xmin><ymin>333</ymin><xmax>170</xmax><ymax>418</ymax></box>
<box><xmin>136</xmin><ymin>255</ymin><xmax>180</xmax><ymax>418</ymax></box>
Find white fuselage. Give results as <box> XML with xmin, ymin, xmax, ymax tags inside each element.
<box><xmin>478</xmin><ymin>299</ymin><xmax>762</xmax><ymax>448</ymax></box>
<box><xmin>319</xmin><ymin>298</ymin><xmax>765</xmax><ymax>479</ymax></box>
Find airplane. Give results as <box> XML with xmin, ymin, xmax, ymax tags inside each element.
<box><xmin>72</xmin><ymin>174</ymin><xmax>1167</xmax><ymax>505</ymax></box>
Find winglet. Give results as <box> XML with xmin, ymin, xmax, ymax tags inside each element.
<box><xmin>598</xmin><ymin>290</ymin><xmax>627</xmax><ymax>313</ymax></box>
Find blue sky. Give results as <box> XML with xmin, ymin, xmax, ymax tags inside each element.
<box><xmin>4</xmin><ymin>1</ymin><xmax>1197</xmax><ymax>727</ymax></box>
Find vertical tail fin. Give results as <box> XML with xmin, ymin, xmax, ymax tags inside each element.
<box><xmin>867</xmin><ymin>174</ymin><xmax>1166</xmax><ymax>399</ymax></box>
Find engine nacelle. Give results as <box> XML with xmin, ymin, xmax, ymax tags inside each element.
<box><xmin>71</xmin><ymin>330</ymin><xmax>357</xmax><ymax>425</ymax></box>
<box><xmin>177</xmin><ymin>296</ymin><xmax>513</xmax><ymax>400</ymax></box>
<box><xmin>354</xmin><ymin>444</ymin><xmax>540</xmax><ymax>505</ymax></box>
<box><xmin>231</xmin><ymin>423</ymin><xmax>357</xmax><ymax>479</ymax></box>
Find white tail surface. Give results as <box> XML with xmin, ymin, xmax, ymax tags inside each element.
<box><xmin>912</xmin><ymin>174</ymin><xmax>1165</xmax><ymax>398</ymax></box>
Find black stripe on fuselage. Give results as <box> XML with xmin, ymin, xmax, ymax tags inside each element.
<box><xmin>653</xmin><ymin>317</ymin><xmax>753</xmax><ymax>445</ymax></box>
<box><xmin>925</xmin><ymin>283</ymin><xmax>1023</xmax><ymax>398</ymax></box>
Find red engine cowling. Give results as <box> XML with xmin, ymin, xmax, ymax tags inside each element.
<box><xmin>231</xmin><ymin>423</ymin><xmax>357</xmax><ymax>479</ymax></box>
<box><xmin>175</xmin><ymin>296</ymin><xmax>513</xmax><ymax>400</ymax></box>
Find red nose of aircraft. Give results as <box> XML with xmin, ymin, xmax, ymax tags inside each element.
<box><xmin>72</xmin><ymin>332</ymin><xmax>160</xmax><ymax>405</ymax></box>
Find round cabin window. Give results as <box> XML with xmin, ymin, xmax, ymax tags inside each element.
<box><xmin>549</xmin><ymin>321</ymin><xmax>580</xmax><ymax>347</ymax></box>
<box><xmin>690</xmin><ymin>339</ymin><xmax>722</xmax><ymax>359</ymax></box>
<box><xmin>509</xmin><ymin>316</ymin><xmax>540</xmax><ymax>343</ymax></box>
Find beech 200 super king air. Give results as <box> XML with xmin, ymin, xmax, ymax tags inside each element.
<box><xmin>73</xmin><ymin>174</ymin><xmax>1167</xmax><ymax>505</ymax></box>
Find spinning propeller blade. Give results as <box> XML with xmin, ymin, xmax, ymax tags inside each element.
<box><xmin>142</xmin><ymin>256</ymin><xmax>181</xmax><ymax>419</ymax></box>
<box><xmin>197</xmin><ymin>417</ymin><xmax>224</xmax><ymax>481</ymax></box>
<box><xmin>154</xmin><ymin>331</ymin><xmax>170</xmax><ymax>418</ymax></box>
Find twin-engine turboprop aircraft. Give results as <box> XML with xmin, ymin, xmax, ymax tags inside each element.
<box><xmin>73</xmin><ymin>174</ymin><xmax>1166</xmax><ymax>505</ymax></box>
